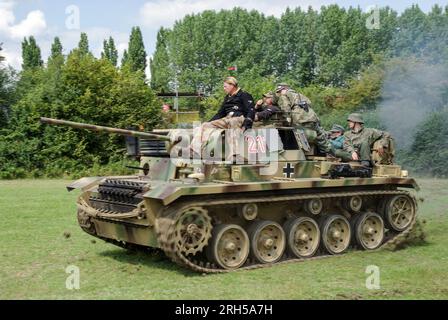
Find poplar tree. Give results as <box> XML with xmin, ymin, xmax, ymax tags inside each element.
<box><xmin>101</xmin><ymin>36</ymin><xmax>118</xmax><ymax>67</ymax></box>
<box><xmin>21</xmin><ymin>36</ymin><xmax>43</xmax><ymax>69</ymax></box>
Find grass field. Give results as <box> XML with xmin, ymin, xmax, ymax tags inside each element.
<box><xmin>0</xmin><ymin>179</ymin><xmax>447</xmax><ymax>300</ymax></box>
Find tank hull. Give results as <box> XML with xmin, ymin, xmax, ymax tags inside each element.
<box><xmin>73</xmin><ymin>173</ymin><xmax>419</xmax><ymax>273</ymax></box>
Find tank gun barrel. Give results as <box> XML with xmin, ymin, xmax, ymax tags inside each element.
<box><xmin>40</xmin><ymin>117</ymin><xmax>172</xmax><ymax>142</ymax></box>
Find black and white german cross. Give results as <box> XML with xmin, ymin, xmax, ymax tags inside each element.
<box><xmin>282</xmin><ymin>163</ymin><xmax>295</xmax><ymax>178</ymax></box>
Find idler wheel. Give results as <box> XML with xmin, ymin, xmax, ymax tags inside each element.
<box><xmin>384</xmin><ymin>195</ymin><xmax>416</xmax><ymax>232</ymax></box>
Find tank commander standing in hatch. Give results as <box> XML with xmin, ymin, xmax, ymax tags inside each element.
<box><xmin>274</xmin><ymin>83</ymin><xmax>335</xmax><ymax>156</ymax></box>
<box><xmin>254</xmin><ymin>92</ymin><xmax>280</xmax><ymax>122</ymax></box>
<box><xmin>344</xmin><ymin>113</ymin><xmax>394</xmax><ymax>167</ymax></box>
<box><xmin>191</xmin><ymin>76</ymin><xmax>255</xmax><ymax>160</ymax></box>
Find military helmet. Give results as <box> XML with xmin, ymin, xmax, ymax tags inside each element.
<box><xmin>330</xmin><ymin>124</ymin><xmax>345</xmax><ymax>133</ymax></box>
<box><xmin>276</xmin><ymin>82</ymin><xmax>290</xmax><ymax>92</ymax></box>
<box><xmin>263</xmin><ymin>91</ymin><xmax>274</xmax><ymax>98</ymax></box>
<box><xmin>224</xmin><ymin>76</ymin><xmax>238</xmax><ymax>87</ymax></box>
<box><xmin>347</xmin><ymin>113</ymin><xmax>364</xmax><ymax>124</ymax></box>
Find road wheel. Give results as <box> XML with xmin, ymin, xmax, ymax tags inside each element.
<box><xmin>320</xmin><ymin>214</ymin><xmax>351</xmax><ymax>254</ymax></box>
<box><xmin>248</xmin><ymin>220</ymin><xmax>286</xmax><ymax>264</ymax></box>
<box><xmin>284</xmin><ymin>217</ymin><xmax>320</xmax><ymax>258</ymax></box>
<box><xmin>354</xmin><ymin>212</ymin><xmax>385</xmax><ymax>250</ymax></box>
<box><xmin>206</xmin><ymin>224</ymin><xmax>249</xmax><ymax>270</ymax></box>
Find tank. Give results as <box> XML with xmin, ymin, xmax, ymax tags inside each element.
<box><xmin>40</xmin><ymin>116</ymin><xmax>419</xmax><ymax>273</ymax></box>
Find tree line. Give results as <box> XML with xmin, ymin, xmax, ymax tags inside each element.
<box><xmin>150</xmin><ymin>4</ymin><xmax>448</xmax><ymax>92</ymax></box>
<box><xmin>0</xmin><ymin>4</ymin><xmax>447</xmax><ymax>178</ymax></box>
<box><xmin>0</xmin><ymin>27</ymin><xmax>161</xmax><ymax>179</ymax></box>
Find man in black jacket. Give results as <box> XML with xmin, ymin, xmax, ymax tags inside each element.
<box><xmin>208</xmin><ymin>76</ymin><xmax>255</xmax><ymax>130</ymax></box>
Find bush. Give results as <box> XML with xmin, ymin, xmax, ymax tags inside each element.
<box><xmin>0</xmin><ymin>50</ymin><xmax>161</xmax><ymax>179</ymax></box>
<box><xmin>399</xmin><ymin>108</ymin><xmax>448</xmax><ymax>177</ymax></box>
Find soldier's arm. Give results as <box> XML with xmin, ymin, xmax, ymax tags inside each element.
<box><xmin>209</xmin><ymin>102</ymin><xmax>227</xmax><ymax>121</ymax></box>
<box><xmin>342</xmin><ymin>136</ymin><xmax>355</xmax><ymax>154</ymax></box>
<box><xmin>332</xmin><ymin>137</ymin><xmax>344</xmax><ymax>149</ymax></box>
<box><xmin>242</xmin><ymin>92</ymin><xmax>255</xmax><ymax>120</ymax></box>
<box><xmin>256</xmin><ymin>106</ymin><xmax>280</xmax><ymax>121</ymax></box>
<box><xmin>241</xmin><ymin>93</ymin><xmax>256</xmax><ymax>130</ymax></box>
<box><xmin>277</xmin><ymin>95</ymin><xmax>291</xmax><ymax>112</ymax></box>
<box><xmin>371</xmin><ymin>129</ymin><xmax>391</xmax><ymax>148</ymax></box>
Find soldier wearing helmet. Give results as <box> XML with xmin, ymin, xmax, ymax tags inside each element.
<box><xmin>274</xmin><ymin>83</ymin><xmax>335</xmax><ymax>156</ymax></box>
<box><xmin>344</xmin><ymin>113</ymin><xmax>394</xmax><ymax>167</ymax></box>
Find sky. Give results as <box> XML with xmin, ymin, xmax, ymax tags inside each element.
<box><xmin>1</xmin><ymin>0</ymin><xmax>447</xmax><ymax>76</ymax></box>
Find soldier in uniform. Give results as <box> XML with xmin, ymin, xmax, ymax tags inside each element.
<box><xmin>254</xmin><ymin>92</ymin><xmax>280</xmax><ymax>122</ymax></box>
<box><xmin>344</xmin><ymin>113</ymin><xmax>394</xmax><ymax>167</ymax></box>
<box><xmin>191</xmin><ymin>76</ymin><xmax>255</xmax><ymax>160</ymax></box>
<box><xmin>274</xmin><ymin>83</ymin><xmax>335</xmax><ymax>155</ymax></box>
<box><xmin>328</xmin><ymin>124</ymin><xmax>353</xmax><ymax>162</ymax></box>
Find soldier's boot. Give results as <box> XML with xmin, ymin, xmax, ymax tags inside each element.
<box><xmin>361</xmin><ymin>160</ymin><xmax>372</xmax><ymax>168</ymax></box>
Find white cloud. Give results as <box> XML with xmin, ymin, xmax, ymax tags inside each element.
<box><xmin>0</xmin><ymin>0</ymin><xmax>129</xmax><ymax>71</ymax></box>
<box><xmin>139</xmin><ymin>0</ymin><xmax>327</xmax><ymax>30</ymax></box>
<box><xmin>0</xmin><ymin>1</ymin><xmax>47</xmax><ymax>39</ymax></box>
<box><xmin>0</xmin><ymin>0</ymin><xmax>48</xmax><ymax>69</ymax></box>
<box><xmin>9</xmin><ymin>10</ymin><xmax>47</xmax><ymax>39</ymax></box>
<box><xmin>1</xmin><ymin>45</ymin><xmax>22</xmax><ymax>68</ymax></box>
<box><xmin>0</xmin><ymin>1</ymin><xmax>17</xmax><ymax>32</ymax></box>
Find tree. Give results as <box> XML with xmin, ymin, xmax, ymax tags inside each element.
<box><xmin>121</xmin><ymin>49</ymin><xmax>129</xmax><ymax>67</ymax></box>
<box><xmin>78</xmin><ymin>32</ymin><xmax>90</xmax><ymax>55</ymax></box>
<box><xmin>48</xmin><ymin>37</ymin><xmax>64</xmax><ymax>68</ymax></box>
<box><xmin>391</xmin><ymin>4</ymin><xmax>429</xmax><ymax>58</ymax></box>
<box><xmin>0</xmin><ymin>48</ymin><xmax>161</xmax><ymax>179</ymax></box>
<box><xmin>124</xmin><ymin>27</ymin><xmax>147</xmax><ymax>74</ymax></box>
<box><xmin>401</xmin><ymin>108</ymin><xmax>448</xmax><ymax>177</ymax></box>
<box><xmin>21</xmin><ymin>36</ymin><xmax>43</xmax><ymax>69</ymax></box>
<box><xmin>150</xmin><ymin>28</ymin><xmax>172</xmax><ymax>91</ymax></box>
<box><xmin>0</xmin><ymin>44</ymin><xmax>16</xmax><ymax>127</ymax></box>
<box><xmin>50</xmin><ymin>37</ymin><xmax>63</xmax><ymax>59</ymax></box>
<box><xmin>0</xmin><ymin>43</ymin><xmax>4</xmax><ymax>62</ymax></box>
<box><xmin>101</xmin><ymin>36</ymin><xmax>118</xmax><ymax>66</ymax></box>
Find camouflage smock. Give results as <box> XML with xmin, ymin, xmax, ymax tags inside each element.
<box><xmin>344</xmin><ymin>127</ymin><xmax>391</xmax><ymax>153</ymax></box>
<box><xmin>277</xmin><ymin>90</ymin><xmax>319</xmax><ymax>124</ymax></box>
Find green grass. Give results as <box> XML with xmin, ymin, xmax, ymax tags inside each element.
<box><xmin>0</xmin><ymin>179</ymin><xmax>447</xmax><ymax>300</ymax></box>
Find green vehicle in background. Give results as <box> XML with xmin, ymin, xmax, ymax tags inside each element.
<box><xmin>40</xmin><ymin>115</ymin><xmax>418</xmax><ymax>273</ymax></box>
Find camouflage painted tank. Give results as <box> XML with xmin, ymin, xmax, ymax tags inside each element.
<box><xmin>40</xmin><ymin>116</ymin><xmax>419</xmax><ymax>273</ymax></box>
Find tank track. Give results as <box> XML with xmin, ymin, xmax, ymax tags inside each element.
<box><xmin>155</xmin><ymin>190</ymin><xmax>417</xmax><ymax>274</ymax></box>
